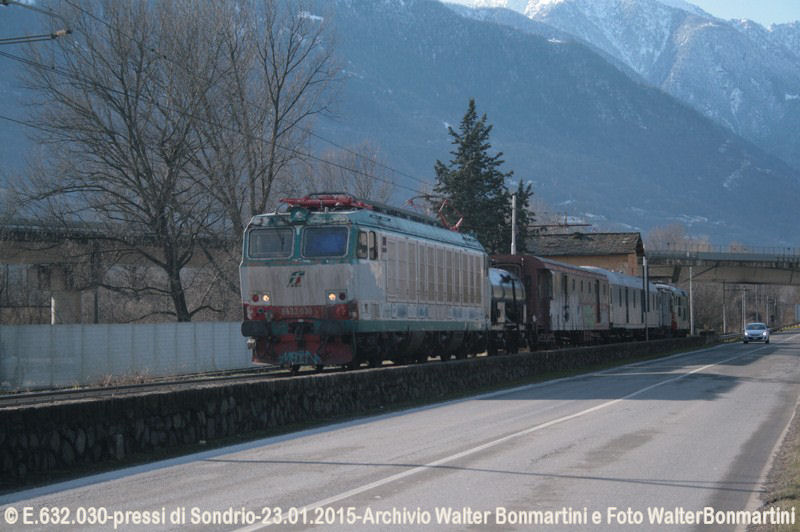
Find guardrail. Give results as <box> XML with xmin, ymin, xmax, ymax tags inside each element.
<box><xmin>649</xmin><ymin>246</ymin><xmax>800</xmax><ymax>265</ymax></box>
<box><xmin>650</xmin><ymin>244</ymin><xmax>800</xmax><ymax>256</ymax></box>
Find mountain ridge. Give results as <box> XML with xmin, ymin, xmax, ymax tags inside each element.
<box><xmin>1</xmin><ymin>0</ymin><xmax>798</xmax><ymax>246</ymax></box>
<box><xmin>449</xmin><ymin>0</ymin><xmax>800</xmax><ymax>171</ymax></box>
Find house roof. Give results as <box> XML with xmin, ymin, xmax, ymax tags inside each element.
<box><xmin>526</xmin><ymin>232</ymin><xmax>644</xmax><ymax>257</ymax></box>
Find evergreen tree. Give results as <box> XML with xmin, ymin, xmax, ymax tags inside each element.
<box><xmin>511</xmin><ymin>180</ymin><xmax>536</xmax><ymax>254</ymax></box>
<box><xmin>434</xmin><ymin>99</ymin><xmax>531</xmax><ymax>253</ymax></box>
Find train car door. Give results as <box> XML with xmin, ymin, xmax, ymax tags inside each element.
<box><xmin>625</xmin><ymin>287</ymin><xmax>630</xmax><ymax>323</ymax></box>
<box><xmin>595</xmin><ymin>280</ymin><xmax>601</xmax><ymax>324</ymax></box>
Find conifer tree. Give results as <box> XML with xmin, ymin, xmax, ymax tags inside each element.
<box><xmin>434</xmin><ymin>99</ymin><xmax>532</xmax><ymax>253</ymax></box>
<box><xmin>511</xmin><ymin>180</ymin><xmax>535</xmax><ymax>254</ymax></box>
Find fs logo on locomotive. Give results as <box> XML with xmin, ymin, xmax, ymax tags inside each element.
<box><xmin>288</xmin><ymin>271</ymin><xmax>305</xmax><ymax>287</ymax></box>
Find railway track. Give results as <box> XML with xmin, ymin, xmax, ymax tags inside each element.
<box><xmin>0</xmin><ymin>351</ymin><xmax>471</xmax><ymax>409</ymax></box>
<box><xmin>0</xmin><ymin>365</ymin><xmax>319</xmax><ymax>409</ymax></box>
<box><xmin>2</xmin><ymin>333</ymin><xmax>719</xmax><ymax>409</ymax></box>
<box><xmin>1</xmin><ymin>349</ymin><xmax>478</xmax><ymax>409</ymax></box>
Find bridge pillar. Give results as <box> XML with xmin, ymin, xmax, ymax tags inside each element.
<box><xmin>48</xmin><ymin>264</ymin><xmax>83</xmax><ymax>324</ymax></box>
<box><xmin>50</xmin><ymin>291</ymin><xmax>82</xmax><ymax>324</ymax></box>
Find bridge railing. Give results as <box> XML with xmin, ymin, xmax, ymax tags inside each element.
<box><xmin>648</xmin><ymin>244</ymin><xmax>800</xmax><ymax>262</ymax></box>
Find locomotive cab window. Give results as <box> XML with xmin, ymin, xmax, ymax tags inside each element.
<box><xmin>303</xmin><ymin>226</ymin><xmax>349</xmax><ymax>258</ymax></box>
<box><xmin>357</xmin><ymin>230</ymin><xmax>378</xmax><ymax>260</ymax></box>
<box><xmin>248</xmin><ymin>228</ymin><xmax>293</xmax><ymax>258</ymax></box>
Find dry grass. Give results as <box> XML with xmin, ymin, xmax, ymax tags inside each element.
<box><xmin>751</xmin><ymin>408</ymin><xmax>800</xmax><ymax>532</ymax></box>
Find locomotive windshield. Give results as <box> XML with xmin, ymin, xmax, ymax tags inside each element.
<box><xmin>303</xmin><ymin>226</ymin><xmax>349</xmax><ymax>258</ymax></box>
<box><xmin>248</xmin><ymin>228</ymin><xmax>293</xmax><ymax>258</ymax></box>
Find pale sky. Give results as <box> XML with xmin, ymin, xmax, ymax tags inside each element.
<box><xmin>690</xmin><ymin>0</ymin><xmax>800</xmax><ymax>26</ymax></box>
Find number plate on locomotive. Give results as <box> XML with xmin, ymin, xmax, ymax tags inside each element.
<box><xmin>279</xmin><ymin>351</ymin><xmax>322</xmax><ymax>365</ymax></box>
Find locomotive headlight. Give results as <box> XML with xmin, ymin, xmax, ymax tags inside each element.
<box><xmin>251</xmin><ymin>293</ymin><xmax>271</xmax><ymax>304</ymax></box>
<box><xmin>326</xmin><ymin>290</ymin><xmax>347</xmax><ymax>303</ymax></box>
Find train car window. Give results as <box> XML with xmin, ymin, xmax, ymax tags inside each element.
<box><xmin>357</xmin><ymin>231</ymin><xmax>369</xmax><ymax>259</ymax></box>
<box><xmin>463</xmin><ymin>254</ymin><xmax>470</xmax><ymax>304</ymax></box>
<box><xmin>398</xmin><ymin>240</ymin><xmax>408</xmax><ymax>298</ymax></box>
<box><xmin>460</xmin><ymin>253</ymin><xmax>466</xmax><ymax>304</ymax></box>
<box><xmin>387</xmin><ymin>240</ymin><xmax>398</xmax><ymax>296</ymax></box>
<box><xmin>446</xmin><ymin>250</ymin><xmax>454</xmax><ymax>303</ymax></box>
<box><xmin>303</xmin><ymin>226</ymin><xmax>348</xmax><ymax>258</ymax></box>
<box><xmin>248</xmin><ymin>228</ymin><xmax>293</xmax><ymax>258</ymax></box>
<box><xmin>595</xmin><ymin>280</ymin><xmax>601</xmax><ymax>322</ymax></box>
<box><xmin>369</xmin><ymin>232</ymin><xmax>378</xmax><ymax>259</ymax></box>
<box><xmin>427</xmin><ymin>247</ymin><xmax>435</xmax><ymax>302</ymax></box>
<box><xmin>437</xmin><ymin>248</ymin><xmax>445</xmax><ymax>301</ymax></box>
<box><xmin>475</xmin><ymin>255</ymin><xmax>482</xmax><ymax>304</ymax></box>
<box><xmin>408</xmin><ymin>242</ymin><xmax>417</xmax><ymax>301</ymax></box>
<box><xmin>572</xmin><ymin>278</ymin><xmax>576</xmax><ymax>292</ymax></box>
<box><xmin>419</xmin><ymin>245</ymin><xmax>427</xmax><ymax>301</ymax></box>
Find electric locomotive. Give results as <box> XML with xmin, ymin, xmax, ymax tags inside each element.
<box><xmin>240</xmin><ymin>194</ymin><xmax>490</xmax><ymax>370</ymax></box>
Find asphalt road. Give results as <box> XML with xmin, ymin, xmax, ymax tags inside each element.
<box><xmin>2</xmin><ymin>333</ymin><xmax>799</xmax><ymax>531</ymax></box>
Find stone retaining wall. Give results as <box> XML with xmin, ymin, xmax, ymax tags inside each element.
<box><xmin>0</xmin><ymin>336</ymin><xmax>712</xmax><ymax>490</ymax></box>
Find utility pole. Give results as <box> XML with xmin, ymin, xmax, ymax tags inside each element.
<box><xmin>722</xmin><ymin>281</ymin><xmax>726</xmax><ymax>334</ymax></box>
<box><xmin>765</xmin><ymin>294</ymin><xmax>770</xmax><ymax>327</ymax></box>
<box><xmin>742</xmin><ymin>288</ymin><xmax>746</xmax><ymax>331</ymax></box>
<box><xmin>689</xmin><ymin>266</ymin><xmax>694</xmax><ymax>335</ymax></box>
<box><xmin>511</xmin><ymin>193</ymin><xmax>517</xmax><ymax>255</ymax></box>
<box><xmin>643</xmin><ymin>255</ymin><xmax>649</xmax><ymax>341</ymax></box>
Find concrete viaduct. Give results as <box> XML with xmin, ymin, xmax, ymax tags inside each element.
<box><xmin>647</xmin><ymin>246</ymin><xmax>800</xmax><ymax>286</ymax></box>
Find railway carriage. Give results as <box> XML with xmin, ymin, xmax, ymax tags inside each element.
<box><xmin>581</xmin><ymin>266</ymin><xmax>646</xmax><ymax>338</ymax></box>
<box><xmin>487</xmin><ymin>267</ymin><xmax>526</xmax><ymax>355</ymax></box>
<box><xmin>240</xmin><ymin>194</ymin><xmax>490</xmax><ymax>370</ymax></box>
<box><xmin>655</xmin><ymin>283</ymin><xmax>690</xmax><ymax>336</ymax></box>
<box><xmin>581</xmin><ymin>266</ymin><xmax>673</xmax><ymax>339</ymax></box>
<box><xmin>491</xmin><ymin>255</ymin><xmax>610</xmax><ymax>346</ymax></box>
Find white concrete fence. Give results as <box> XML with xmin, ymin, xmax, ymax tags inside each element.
<box><xmin>0</xmin><ymin>322</ymin><xmax>251</xmax><ymax>391</ymax></box>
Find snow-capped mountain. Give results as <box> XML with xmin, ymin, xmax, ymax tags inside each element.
<box><xmin>313</xmin><ymin>0</ymin><xmax>799</xmax><ymax>244</ymax></box>
<box><xmin>448</xmin><ymin>0</ymin><xmax>800</xmax><ymax>170</ymax></box>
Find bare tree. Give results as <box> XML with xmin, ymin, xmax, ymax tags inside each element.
<box><xmin>190</xmin><ymin>0</ymin><xmax>337</xmax><ymax>230</ymax></box>
<box><xmin>644</xmin><ymin>223</ymin><xmax>688</xmax><ymax>250</ymax></box>
<box><xmin>305</xmin><ymin>141</ymin><xmax>394</xmax><ymax>202</ymax></box>
<box><xmin>185</xmin><ymin>0</ymin><xmax>338</xmax><ymax>296</ymax></box>
<box><xmin>20</xmin><ymin>0</ymin><xmax>227</xmax><ymax>321</ymax></box>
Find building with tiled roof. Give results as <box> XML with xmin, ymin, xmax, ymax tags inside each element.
<box><xmin>525</xmin><ymin>232</ymin><xmax>644</xmax><ymax>275</ymax></box>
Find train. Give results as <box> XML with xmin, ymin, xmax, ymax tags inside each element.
<box><xmin>239</xmin><ymin>193</ymin><xmax>689</xmax><ymax>371</ymax></box>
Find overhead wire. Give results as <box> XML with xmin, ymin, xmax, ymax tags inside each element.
<box><xmin>0</xmin><ymin>0</ymin><xmax>72</xmax><ymax>46</ymax></box>
<box><xmin>0</xmin><ymin>31</ymin><xmax>70</xmax><ymax>46</ymax></box>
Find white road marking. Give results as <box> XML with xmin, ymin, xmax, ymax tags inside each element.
<box><xmin>736</xmin><ymin>333</ymin><xmax>799</xmax><ymax>532</ymax></box>
<box><xmin>2</xmin><ymin>342</ymin><xmax>726</xmax><ymax>505</ymax></box>
<box><xmin>237</xmin><ymin>344</ymin><xmax>771</xmax><ymax>531</ymax></box>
